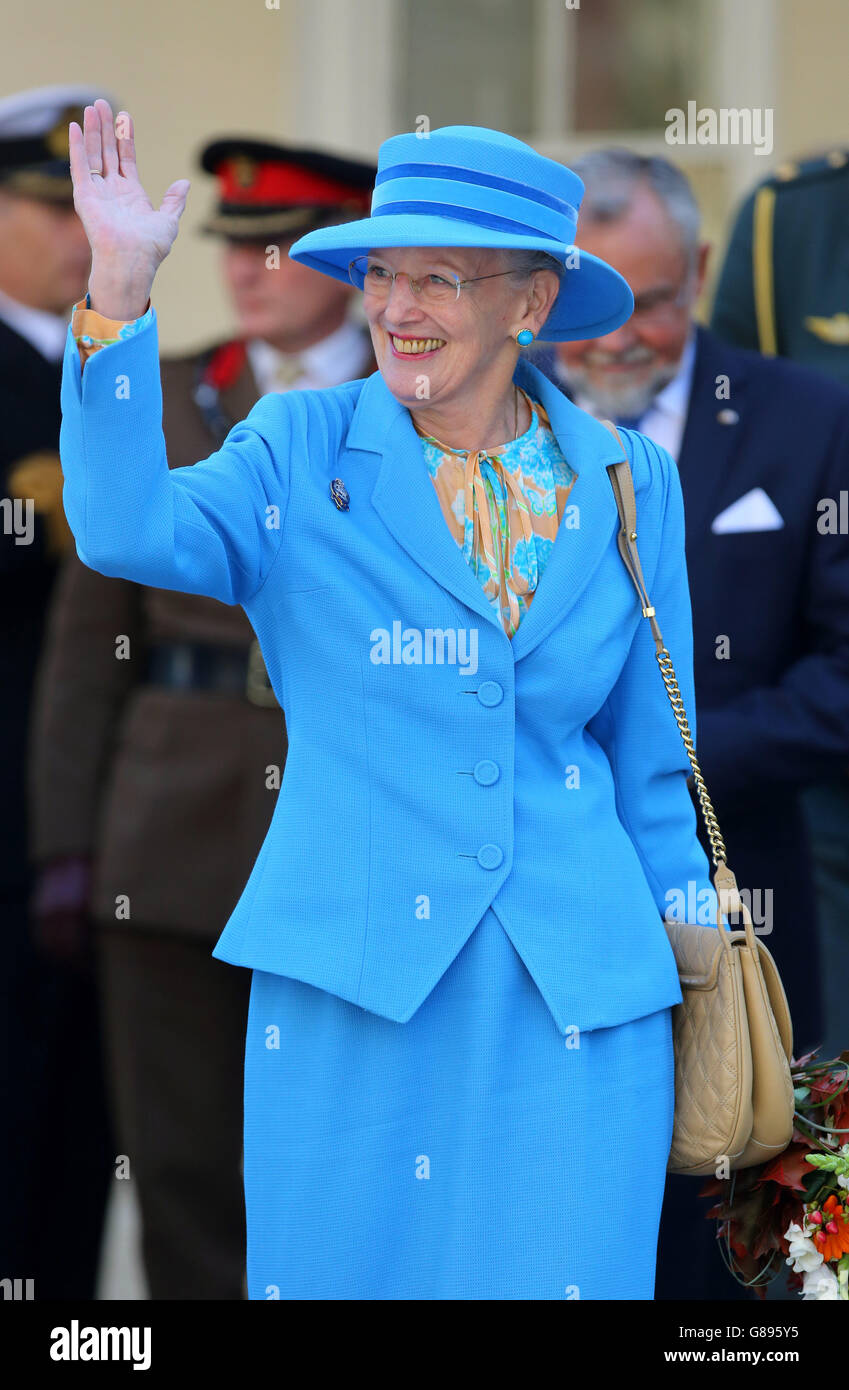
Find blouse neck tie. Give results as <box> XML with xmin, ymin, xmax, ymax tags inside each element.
<box><xmin>462</xmin><ymin>444</ymin><xmax>538</xmax><ymax>636</ymax></box>
<box><xmin>414</xmin><ymin>386</ymin><xmax>541</xmax><ymax>637</ymax></box>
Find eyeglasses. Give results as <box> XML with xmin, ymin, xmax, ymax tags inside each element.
<box><xmin>348</xmin><ymin>255</ymin><xmax>518</xmax><ymax>303</ymax></box>
<box><xmin>630</xmin><ymin>271</ymin><xmax>697</xmax><ymax>324</ymax></box>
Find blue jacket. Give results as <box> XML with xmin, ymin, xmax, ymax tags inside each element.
<box><xmin>59</xmin><ymin>310</ymin><xmax>720</xmax><ymax>1032</ymax></box>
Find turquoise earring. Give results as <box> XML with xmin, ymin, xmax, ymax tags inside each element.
<box><xmin>516</xmin><ymin>329</ymin><xmax>534</xmax><ymax>346</ymax></box>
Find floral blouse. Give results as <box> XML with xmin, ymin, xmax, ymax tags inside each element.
<box><xmin>70</xmin><ymin>300</ymin><xmax>577</xmax><ymax>638</ymax></box>
<box><xmin>415</xmin><ymin>389</ymin><xmax>577</xmax><ymax>637</ymax></box>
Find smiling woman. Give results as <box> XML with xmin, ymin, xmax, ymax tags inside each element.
<box><xmin>345</xmin><ymin>242</ymin><xmax>562</xmax><ymax>447</ymax></box>
<box><xmin>349</xmin><ymin>247</ymin><xmax>565</xmax><ymax>367</ymax></box>
<box><xmin>60</xmin><ymin>108</ymin><xmax>723</xmax><ymax>1301</ymax></box>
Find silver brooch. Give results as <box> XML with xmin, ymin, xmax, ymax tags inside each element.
<box><xmin>330</xmin><ymin>478</ymin><xmax>350</xmax><ymax>510</ymax></box>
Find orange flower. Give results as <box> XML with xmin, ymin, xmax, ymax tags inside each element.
<box><xmin>811</xmin><ymin>1195</ymin><xmax>849</xmax><ymax>1263</ymax></box>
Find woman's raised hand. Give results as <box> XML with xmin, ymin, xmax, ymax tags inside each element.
<box><xmin>69</xmin><ymin>99</ymin><xmax>191</xmax><ymax>320</ymax></box>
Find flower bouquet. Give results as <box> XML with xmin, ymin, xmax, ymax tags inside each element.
<box><xmin>698</xmin><ymin>1048</ymin><xmax>849</xmax><ymax>1299</ymax></box>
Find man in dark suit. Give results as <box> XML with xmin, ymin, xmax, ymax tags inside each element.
<box><xmin>28</xmin><ymin>137</ymin><xmax>376</xmax><ymax>1298</ymax></box>
<box><xmin>541</xmin><ymin>148</ymin><xmax>849</xmax><ymax>1302</ymax></box>
<box><xmin>710</xmin><ymin>150</ymin><xmax>849</xmax><ymax>1072</ymax></box>
<box><xmin>0</xmin><ymin>83</ymin><xmax>118</xmax><ymax>1300</ymax></box>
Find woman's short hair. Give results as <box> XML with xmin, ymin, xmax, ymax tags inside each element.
<box><xmin>500</xmin><ymin>250</ymin><xmax>565</xmax><ymax>349</ymax></box>
<box><xmin>502</xmin><ymin>247</ymin><xmax>566</xmax><ymax>281</ymax></box>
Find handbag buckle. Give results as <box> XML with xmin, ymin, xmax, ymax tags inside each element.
<box><xmin>714</xmin><ymin>861</ymin><xmax>743</xmax><ymax>917</ymax></box>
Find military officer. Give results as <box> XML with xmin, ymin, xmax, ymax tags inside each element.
<box><xmin>28</xmin><ymin>136</ymin><xmax>376</xmax><ymax>1298</ymax></box>
<box><xmin>0</xmin><ymin>83</ymin><xmax>118</xmax><ymax>1300</ymax></box>
<box><xmin>712</xmin><ymin>149</ymin><xmax>849</xmax><ymax>380</ymax></box>
<box><xmin>711</xmin><ymin>152</ymin><xmax>849</xmax><ymax>1071</ymax></box>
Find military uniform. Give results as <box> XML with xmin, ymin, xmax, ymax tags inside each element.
<box><xmin>711</xmin><ymin>152</ymin><xmax>849</xmax><ymax>1073</ymax></box>
<box><xmin>0</xmin><ymin>85</ymin><xmax>118</xmax><ymax>1300</ymax></box>
<box><xmin>29</xmin><ymin>137</ymin><xmax>375</xmax><ymax>1298</ymax></box>
<box><xmin>712</xmin><ymin>149</ymin><xmax>849</xmax><ymax>381</ymax></box>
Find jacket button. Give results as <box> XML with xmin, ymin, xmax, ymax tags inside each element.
<box><xmin>473</xmin><ymin>759</ymin><xmax>500</xmax><ymax>785</ymax></box>
<box><xmin>476</xmin><ymin>843</ymin><xmax>503</xmax><ymax>870</ymax></box>
<box><xmin>477</xmin><ymin>681</ymin><xmax>503</xmax><ymax>707</ymax></box>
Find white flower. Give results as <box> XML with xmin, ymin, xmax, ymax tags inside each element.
<box><xmin>838</xmin><ymin>1172</ymin><xmax>849</xmax><ymax>1191</ymax></box>
<box><xmin>801</xmin><ymin>1263</ymin><xmax>841</xmax><ymax>1300</ymax></box>
<box><xmin>785</xmin><ymin>1222</ymin><xmax>823</xmax><ymax>1273</ymax></box>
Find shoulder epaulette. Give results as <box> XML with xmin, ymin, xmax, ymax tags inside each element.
<box><xmin>763</xmin><ymin>149</ymin><xmax>849</xmax><ymax>189</ymax></box>
<box><xmin>748</xmin><ymin>149</ymin><xmax>849</xmax><ymax>358</ymax></box>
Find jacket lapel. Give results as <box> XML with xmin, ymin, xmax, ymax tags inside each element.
<box><xmin>348</xmin><ymin>360</ymin><xmax>626</xmax><ymax>658</ymax></box>
<box><xmin>677</xmin><ymin>327</ymin><xmax>748</xmax><ymax>551</ymax></box>
<box><xmin>350</xmin><ymin>372</ymin><xmax>510</xmax><ymax>633</ymax></box>
<box><xmin>509</xmin><ymin>358</ymin><xmax>625</xmax><ymax>660</ymax></box>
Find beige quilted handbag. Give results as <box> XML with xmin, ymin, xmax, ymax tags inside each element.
<box><xmin>603</xmin><ymin>421</ymin><xmax>796</xmax><ymax>1177</ymax></box>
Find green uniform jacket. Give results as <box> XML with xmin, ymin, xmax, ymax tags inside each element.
<box><xmin>711</xmin><ymin>149</ymin><xmax>849</xmax><ymax>386</ymax></box>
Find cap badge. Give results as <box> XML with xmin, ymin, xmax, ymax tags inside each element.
<box><xmin>45</xmin><ymin>106</ymin><xmax>81</xmax><ymax>158</ymax></box>
<box><xmin>231</xmin><ymin>155</ymin><xmax>257</xmax><ymax>189</ymax></box>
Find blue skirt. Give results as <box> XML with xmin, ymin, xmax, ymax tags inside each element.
<box><xmin>243</xmin><ymin>908</ymin><xmax>674</xmax><ymax>1300</ymax></box>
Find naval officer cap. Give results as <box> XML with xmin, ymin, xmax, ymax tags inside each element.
<box><xmin>198</xmin><ymin>136</ymin><xmax>376</xmax><ymax>241</ymax></box>
<box><xmin>0</xmin><ymin>83</ymin><xmax>119</xmax><ymax>201</ymax></box>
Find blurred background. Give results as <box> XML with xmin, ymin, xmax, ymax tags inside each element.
<box><xmin>3</xmin><ymin>0</ymin><xmax>849</xmax><ymax>1303</ymax></box>
<box><xmin>1</xmin><ymin>0</ymin><xmax>846</xmax><ymax>348</ymax></box>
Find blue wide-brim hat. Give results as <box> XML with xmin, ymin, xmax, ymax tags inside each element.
<box><xmin>288</xmin><ymin>125</ymin><xmax>633</xmax><ymax>342</ymax></box>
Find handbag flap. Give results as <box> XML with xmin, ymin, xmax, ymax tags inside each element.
<box><xmin>664</xmin><ymin>919</ymin><xmax>728</xmax><ymax>988</ymax></box>
<box><xmin>754</xmin><ymin>937</ymin><xmax>794</xmax><ymax>1062</ymax></box>
<box><xmin>665</xmin><ymin>919</ymin><xmax>794</xmax><ymax>1063</ymax></box>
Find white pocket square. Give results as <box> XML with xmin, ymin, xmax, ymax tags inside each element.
<box><xmin>711</xmin><ymin>487</ymin><xmax>784</xmax><ymax>533</ymax></box>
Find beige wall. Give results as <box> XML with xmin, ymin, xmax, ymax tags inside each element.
<box><xmin>777</xmin><ymin>0</ymin><xmax>849</xmax><ymax>163</ymax></box>
<box><xmin>0</xmin><ymin>0</ymin><xmax>301</xmax><ymax>351</ymax></box>
<box><xmin>3</xmin><ymin>0</ymin><xmax>849</xmax><ymax>349</ymax></box>
<box><xmin>697</xmin><ymin>0</ymin><xmax>849</xmax><ymax>316</ymax></box>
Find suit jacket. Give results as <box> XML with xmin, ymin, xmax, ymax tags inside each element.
<box><xmin>59</xmin><ymin>308</ymin><xmax>721</xmax><ymax>1031</ymax></box>
<box><xmin>679</xmin><ymin>326</ymin><xmax>849</xmax><ymax>812</ymax></box>
<box><xmin>675</xmin><ymin>326</ymin><xmax>849</xmax><ymax>1052</ymax></box>
<box><xmin>0</xmin><ymin>319</ymin><xmax>64</xmax><ymax>896</ymax></box>
<box><xmin>28</xmin><ymin>343</ymin><xmax>286</xmax><ymax>935</ymax></box>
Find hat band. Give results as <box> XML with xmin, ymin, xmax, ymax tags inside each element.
<box><xmin>202</xmin><ymin>208</ymin><xmax>342</xmax><ymax>237</ymax></box>
<box><xmin>372</xmin><ymin>175</ymin><xmax>573</xmax><ymax>243</ymax></box>
<box><xmin>375</xmin><ymin>162</ymin><xmax>578</xmax><ymax>220</ymax></box>
<box><xmin>219</xmin><ymin>160</ymin><xmax>371</xmax><ymax>209</ymax></box>
<box><xmin>371</xmin><ymin>198</ymin><xmax>570</xmax><ymax>249</ymax></box>
<box><xmin>0</xmin><ymin>135</ymin><xmax>60</xmax><ymax>170</ymax></box>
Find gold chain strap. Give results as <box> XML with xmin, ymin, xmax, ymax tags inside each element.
<box><xmin>601</xmin><ymin>420</ymin><xmax>733</xmax><ymax>878</ymax></box>
<box><xmin>654</xmin><ymin>647</ymin><xmax>728</xmax><ymax>868</ymax></box>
